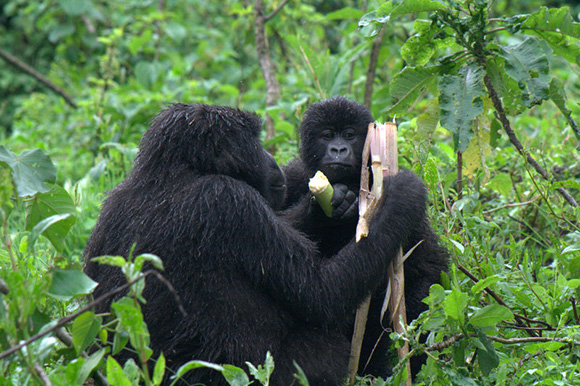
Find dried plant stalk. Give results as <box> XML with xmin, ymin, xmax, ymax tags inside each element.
<box><xmin>348</xmin><ymin>122</ymin><xmax>411</xmax><ymax>385</ymax></box>
<box><xmin>382</xmin><ymin>122</ymin><xmax>412</xmax><ymax>386</ymax></box>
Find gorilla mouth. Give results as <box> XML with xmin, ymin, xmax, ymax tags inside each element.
<box><xmin>326</xmin><ymin>162</ymin><xmax>351</xmax><ymax>168</ymax></box>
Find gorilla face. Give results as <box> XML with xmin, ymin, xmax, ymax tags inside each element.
<box><xmin>299</xmin><ymin>96</ymin><xmax>373</xmax><ymax>187</ymax></box>
<box><xmin>315</xmin><ymin>124</ymin><xmax>367</xmax><ymax>183</ymax></box>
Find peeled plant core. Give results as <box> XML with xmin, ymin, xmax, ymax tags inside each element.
<box><xmin>308</xmin><ymin>171</ymin><xmax>330</xmax><ymax>195</ymax></box>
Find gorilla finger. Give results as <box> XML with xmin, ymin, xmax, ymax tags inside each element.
<box><xmin>344</xmin><ymin>190</ymin><xmax>357</xmax><ymax>205</ymax></box>
<box><xmin>332</xmin><ymin>196</ymin><xmax>358</xmax><ymax>220</ymax></box>
<box><xmin>342</xmin><ymin>197</ymin><xmax>359</xmax><ymax>220</ymax></box>
<box><xmin>331</xmin><ymin>184</ymin><xmax>349</xmax><ymax>207</ymax></box>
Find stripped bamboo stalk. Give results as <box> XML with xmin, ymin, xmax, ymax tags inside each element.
<box><xmin>348</xmin><ymin>122</ymin><xmax>411</xmax><ymax>385</ymax></box>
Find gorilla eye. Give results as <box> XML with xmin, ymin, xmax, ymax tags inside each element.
<box><xmin>321</xmin><ymin>130</ymin><xmax>334</xmax><ymax>140</ymax></box>
<box><xmin>342</xmin><ymin>129</ymin><xmax>356</xmax><ymax>140</ymax></box>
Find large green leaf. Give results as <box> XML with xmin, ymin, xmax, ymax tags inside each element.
<box><xmin>376</xmin><ymin>0</ymin><xmax>447</xmax><ymax>18</ymax></box>
<box><xmin>443</xmin><ymin>290</ymin><xmax>468</xmax><ymax>325</ymax></box>
<box><xmin>519</xmin><ymin>6</ymin><xmax>580</xmax><ymax>65</ymax></box>
<box><xmin>388</xmin><ymin>66</ymin><xmax>440</xmax><ymax>115</ymax></box>
<box><xmin>106</xmin><ymin>357</ymin><xmax>132</xmax><ymax>386</ymax></box>
<box><xmin>0</xmin><ymin>146</ymin><xmax>56</xmax><ymax>197</ymax></box>
<box><xmin>401</xmin><ymin>20</ymin><xmax>455</xmax><ymax>66</ymax></box>
<box><xmin>78</xmin><ymin>348</ymin><xmax>106</xmax><ymax>385</ymax></box>
<box><xmin>475</xmin><ymin>329</ymin><xmax>499</xmax><ymax>376</ymax></box>
<box><xmin>498</xmin><ymin>37</ymin><xmax>551</xmax><ymax>107</ymax></box>
<box><xmin>72</xmin><ymin>311</ymin><xmax>102</xmax><ymax>354</ymax></box>
<box><xmin>438</xmin><ymin>63</ymin><xmax>485</xmax><ymax>152</ymax></box>
<box><xmin>469</xmin><ymin>304</ymin><xmax>514</xmax><ymax>327</ymax></box>
<box><xmin>25</xmin><ymin>185</ymin><xmax>76</xmax><ymax>252</ymax></box>
<box><xmin>48</xmin><ymin>269</ymin><xmax>98</xmax><ymax>301</ymax></box>
<box><xmin>359</xmin><ymin>0</ymin><xmax>447</xmax><ymax>37</ymax></box>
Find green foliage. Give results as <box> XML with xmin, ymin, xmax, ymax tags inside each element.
<box><xmin>1</xmin><ymin>0</ymin><xmax>580</xmax><ymax>385</ymax></box>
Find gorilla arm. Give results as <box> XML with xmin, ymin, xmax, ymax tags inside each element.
<box><xmin>200</xmin><ymin>171</ymin><xmax>427</xmax><ymax>326</ymax></box>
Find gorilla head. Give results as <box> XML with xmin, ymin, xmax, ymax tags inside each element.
<box><xmin>299</xmin><ymin>96</ymin><xmax>373</xmax><ymax>188</ymax></box>
<box><xmin>132</xmin><ymin>103</ymin><xmax>286</xmax><ymax>209</ymax></box>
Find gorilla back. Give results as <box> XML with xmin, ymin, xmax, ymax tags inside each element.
<box><xmin>84</xmin><ymin>103</ymin><xmax>427</xmax><ymax>385</ymax></box>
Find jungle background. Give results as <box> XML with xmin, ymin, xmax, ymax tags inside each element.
<box><xmin>1</xmin><ymin>0</ymin><xmax>580</xmax><ymax>385</ymax></box>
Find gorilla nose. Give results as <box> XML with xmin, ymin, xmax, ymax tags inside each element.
<box><xmin>329</xmin><ymin>145</ymin><xmax>349</xmax><ymax>159</ymax></box>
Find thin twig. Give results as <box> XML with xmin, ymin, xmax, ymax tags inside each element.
<box><xmin>0</xmin><ymin>48</ymin><xmax>77</xmax><ymax>109</ymax></box>
<box><xmin>264</xmin><ymin>0</ymin><xmax>290</xmax><ymax>21</ymax></box>
<box><xmin>482</xmin><ymin>196</ymin><xmax>540</xmax><ymax>214</ymax></box>
<box><xmin>426</xmin><ymin>333</ymin><xmax>580</xmax><ymax>352</ymax></box>
<box><xmin>363</xmin><ymin>27</ymin><xmax>386</xmax><ymax>109</ymax></box>
<box><xmin>33</xmin><ymin>363</ymin><xmax>52</xmax><ymax>386</ymax></box>
<box><xmin>298</xmin><ymin>44</ymin><xmax>324</xmax><ymax>99</ymax></box>
<box><xmin>571</xmin><ymin>297</ymin><xmax>580</xmax><ymax>325</ymax></box>
<box><xmin>254</xmin><ymin>0</ymin><xmax>282</xmax><ymax>149</ymax></box>
<box><xmin>483</xmin><ymin>73</ymin><xmax>577</xmax><ymax>207</ymax></box>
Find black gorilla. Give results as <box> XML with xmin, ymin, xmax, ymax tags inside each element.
<box><xmin>281</xmin><ymin>96</ymin><xmax>449</xmax><ymax>377</ymax></box>
<box><xmin>84</xmin><ymin>103</ymin><xmax>428</xmax><ymax>385</ymax></box>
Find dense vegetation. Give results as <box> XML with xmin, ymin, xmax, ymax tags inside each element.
<box><xmin>1</xmin><ymin>0</ymin><xmax>580</xmax><ymax>385</ymax></box>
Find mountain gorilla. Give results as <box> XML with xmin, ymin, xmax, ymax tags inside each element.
<box><xmin>83</xmin><ymin>103</ymin><xmax>428</xmax><ymax>385</ymax></box>
<box><xmin>281</xmin><ymin>96</ymin><xmax>449</xmax><ymax>378</ymax></box>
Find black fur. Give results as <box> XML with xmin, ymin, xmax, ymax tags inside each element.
<box><xmin>281</xmin><ymin>96</ymin><xmax>449</xmax><ymax>378</ymax></box>
<box><xmin>84</xmin><ymin>103</ymin><xmax>427</xmax><ymax>385</ymax></box>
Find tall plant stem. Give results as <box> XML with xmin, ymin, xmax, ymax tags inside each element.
<box><xmin>482</xmin><ymin>74</ymin><xmax>578</xmax><ymax>207</ymax></box>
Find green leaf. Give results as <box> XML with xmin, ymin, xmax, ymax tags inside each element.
<box><xmin>112</xmin><ymin>297</ymin><xmax>149</xmax><ymax>352</ymax></box>
<box><xmin>135</xmin><ymin>61</ymin><xmax>159</xmax><ymax>88</ymax></box>
<box><xmin>388</xmin><ymin>66</ymin><xmax>440</xmax><ymax>114</ymax></box>
<box><xmin>134</xmin><ymin>253</ymin><xmax>164</xmax><ymax>273</ymax></box>
<box><xmin>123</xmin><ymin>359</ymin><xmax>141</xmax><ymax>385</ymax></box>
<box><xmin>171</xmin><ymin>361</ymin><xmax>225</xmax><ymax>386</ymax></box>
<box><xmin>469</xmin><ymin>304</ymin><xmax>514</xmax><ymax>327</ymax></box>
<box><xmin>48</xmin><ymin>269</ymin><xmax>98</xmax><ymax>301</ymax></box>
<box><xmin>128</xmin><ymin>30</ymin><xmax>153</xmax><ymax>55</ymax></box>
<box><xmin>486</xmin><ymin>173</ymin><xmax>512</xmax><ymax>198</ymax></box>
<box><xmin>519</xmin><ymin>6</ymin><xmax>580</xmax><ymax>65</ymax></box>
<box><xmin>91</xmin><ymin>255</ymin><xmax>127</xmax><ymax>267</ymax></box>
<box><xmin>443</xmin><ymin>290</ymin><xmax>468</xmax><ymax>324</ymax></box>
<box><xmin>222</xmin><ymin>365</ymin><xmax>251</xmax><ymax>386</ymax></box>
<box><xmin>423</xmin><ymin>157</ymin><xmax>440</xmax><ymax>191</ymax></box>
<box><xmin>25</xmin><ymin>185</ymin><xmax>76</xmax><ymax>252</ymax></box>
<box><xmin>401</xmin><ymin>20</ymin><xmax>455</xmax><ymax>66</ymax></box>
<box><xmin>549</xmin><ymin>180</ymin><xmax>580</xmax><ymax>191</ymax></box>
<box><xmin>246</xmin><ymin>352</ymin><xmax>274</xmax><ymax>385</ymax></box>
<box><xmin>52</xmin><ymin>357</ymin><xmax>85</xmax><ymax>386</ymax></box>
<box><xmin>449</xmin><ymin>239</ymin><xmax>464</xmax><ymax>254</ymax></box>
<box><xmin>78</xmin><ymin>348</ymin><xmax>107</xmax><ymax>385</ymax></box>
<box><xmin>470</xmin><ymin>275</ymin><xmax>501</xmax><ymax>295</ymax></box>
<box><xmin>0</xmin><ymin>146</ymin><xmax>56</xmax><ymax>197</ymax></box>
<box><xmin>475</xmin><ymin>329</ymin><xmax>499</xmax><ymax>376</ymax></box>
<box><xmin>562</xmin><ymin>245</ymin><xmax>580</xmax><ymax>255</ymax></box>
<box><xmin>29</xmin><ymin>213</ymin><xmax>74</xmax><ymax>252</ymax></box>
<box><xmin>59</xmin><ymin>0</ymin><xmax>92</xmax><ymax>15</ymax></box>
<box><xmin>72</xmin><ymin>312</ymin><xmax>102</xmax><ymax>354</ymax></box>
<box><xmin>462</xmin><ymin>119</ymin><xmax>490</xmax><ymax>177</ymax></box>
<box><xmin>106</xmin><ymin>356</ymin><xmax>132</xmax><ymax>386</ymax></box>
<box><xmin>377</xmin><ymin>0</ymin><xmax>447</xmax><ymax>19</ymax></box>
<box><xmin>416</xmin><ymin>98</ymin><xmax>440</xmax><ymax>139</ymax></box>
<box><xmin>153</xmin><ymin>353</ymin><xmax>166</xmax><ymax>386</ymax></box>
<box><xmin>498</xmin><ymin>37</ymin><xmax>551</xmax><ymax>107</ymax></box>
<box><xmin>438</xmin><ymin>63</ymin><xmax>485</xmax><ymax>152</ymax></box>
<box><xmin>326</xmin><ymin>7</ymin><xmax>365</xmax><ymax>20</ymax></box>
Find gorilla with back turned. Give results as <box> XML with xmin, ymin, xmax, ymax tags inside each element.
<box><xmin>281</xmin><ymin>96</ymin><xmax>449</xmax><ymax>377</ymax></box>
<box><xmin>84</xmin><ymin>103</ymin><xmax>428</xmax><ymax>385</ymax></box>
